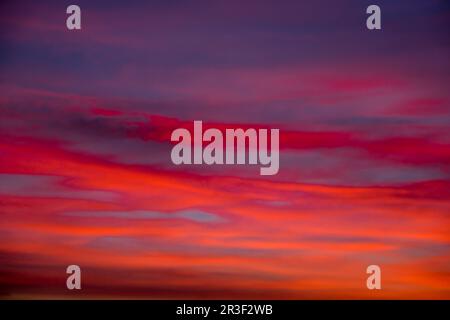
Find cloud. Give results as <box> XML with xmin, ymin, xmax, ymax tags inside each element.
<box><xmin>0</xmin><ymin>0</ymin><xmax>449</xmax><ymax>299</ymax></box>
<box><xmin>64</xmin><ymin>209</ymin><xmax>222</xmax><ymax>223</ymax></box>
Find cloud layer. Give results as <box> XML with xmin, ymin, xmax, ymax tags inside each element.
<box><xmin>0</xmin><ymin>0</ymin><xmax>449</xmax><ymax>299</ymax></box>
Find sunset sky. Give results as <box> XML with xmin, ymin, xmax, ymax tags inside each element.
<box><xmin>0</xmin><ymin>0</ymin><xmax>449</xmax><ymax>299</ymax></box>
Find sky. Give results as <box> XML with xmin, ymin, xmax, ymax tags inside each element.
<box><xmin>0</xmin><ymin>0</ymin><xmax>449</xmax><ymax>299</ymax></box>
